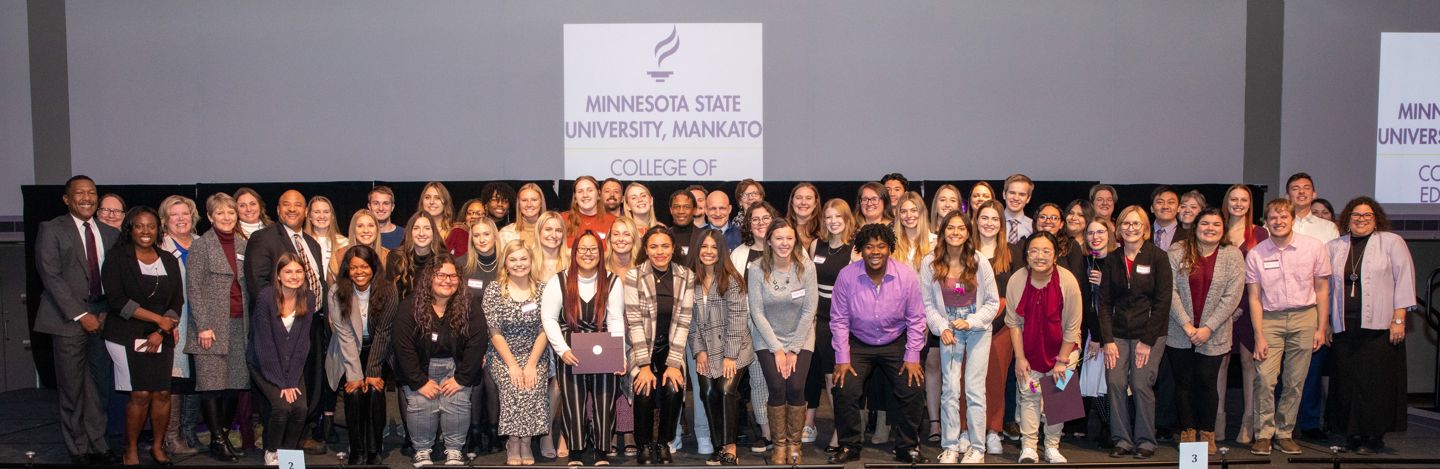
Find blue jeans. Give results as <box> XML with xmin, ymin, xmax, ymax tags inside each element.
<box><xmin>403</xmin><ymin>358</ymin><xmax>472</xmax><ymax>451</ymax></box>
<box><xmin>1298</xmin><ymin>345</ymin><xmax>1327</xmax><ymax>431</ymax></box>
<box><xmin>939</xmin><ymin>329</ymin><xmax>990</xmax><ymax>452</ymax></box>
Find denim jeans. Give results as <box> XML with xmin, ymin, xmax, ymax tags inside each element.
<box><xmin>403</xmin><ymin>358</ymin><xmax>472</xmax><ymax>451</ymax></box>
<box><xmin>939</xmin><ymin>328</ymin><xmax>991</xmax><ymax>452</ymax></box>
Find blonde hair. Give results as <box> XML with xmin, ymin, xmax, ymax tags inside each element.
<box><xmin>461</xmin><ymin>217</ymin><xmax>500</xmax><ymax>275</ymax></box>
<box><xmin>205</xmin><ymin>193</ymin><xmax>237</xmax><ymax>218</ymax></box>
<box><xmin>304</xmin><ymin>195</ymin><xmax>347</xmax><ymax>252</ymax></box>
<box><xmin>821</xmin><ymin>199</ymin><xmax>858</xmax><ymax>245</ymax></box>
<box><xmin>891</xmin><ymin>192</ymin><xmax>933</xmax><ymax>270</ymax></box>
<box><xmin>623</xmin><ymin>182</ymin><xmax>660</xmax><ymax>230</ymax></box>
<box><xmin>158</xmin><ymin>195</ymin><xmax>199</xmax><ymax>236</ymax></box>
<box><xmin>605</xmin><ymin>216</ymin><xmax>639</xmax><ymax>274</ymax></box>
<box><xmin>346</xmin><ymin>209</ymin><xmax>384</xmax><ymax>253</ymax></box>
<box><xmin>929</xmin><ymin>184</ymin><xmax>962</xmax><ymax>229</ymax></box>
<box><xmin>1116</xmin><ymin>205</ymin><xmax>1153</xmax><ymax>242</ymax></box>
<box><xmin>533</xmin><ymin>211</ymin><xmax>571</xmax><ymax>280</ymax></box>
<box><xmin>496</xmin><ymin>239</ymin><xmax>542</xmax><ymax>291</ymax></box>
<box><xmin>418</xmin><ymin>181</ymin><xmax>455</xmax><ymax>233</ymax></box>
<box><xmin>513</xmin><ymin>183</ymin><xmax>548</xmax><ymax>245</ymax></box>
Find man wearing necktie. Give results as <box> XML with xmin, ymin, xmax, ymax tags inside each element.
<box><xmin>244</xmin><ymin>190</ymin><xmax>333</xmax><ymax>454</ymax></box>
<box><xmin>34</xmin><ymin>176</ymin><xmax>121</xmax><ymax>465</ymax></box>
<box><xmin>1003</xmin><ymin>174</ymin><xmax>1034</xmax><ymax>244</ymax></box>
<box><xmin>1149</xmin><ymin>186</ymin><xmax>1182</xmax><ymax>251</ymax></box>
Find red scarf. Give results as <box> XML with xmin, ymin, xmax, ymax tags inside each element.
<box><xmin>1017</xmin><ymin>269</ymin><xmax>1063</xmax><ymax>370</ymax></box>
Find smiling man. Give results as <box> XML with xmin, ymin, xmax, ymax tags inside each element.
<box><xmin>827</xmin><ymin>223</ymin><xmax>929</xmax><ymax>464</ymax></box>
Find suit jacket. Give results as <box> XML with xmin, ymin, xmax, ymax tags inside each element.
<box><xmin>244</xmin><ymin>224</ymin><xmax>326</xmax><ymax>307</ymax></box>
<box><xmin>1166</xmin><ymin>244</ymin><xmax>1245</xmax><ymax>355</ymax></box>
<box><xmin>623</xmin><ymin>262</ymin><xmax>696</xmax><ymax>373</ymax></box>
<box><xmin>325</xmin><ymin>284</ymin><xmax>398</xmax><ymax>390</ymax></box>
<box><xmin>184</xmin><ymin>229</ymin><xmax>248</xmax><ymax>355</ymax></box>
<box><xmin>34</xmin><ymin>214</ymin><xmax>120</xmax><ymax>337</ymax></box>
<box><xmin>248</xmin><ymin>285</ymin><xmax>316</xmax><ymax>389</ymax></box>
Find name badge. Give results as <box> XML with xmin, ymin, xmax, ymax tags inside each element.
<box><xmin>598</xmin><ymin>232</ymin><xmax>607</xmax><ymax>240</ymax></box>
<box><xmin>790</xmin><ymin>289</ymin><xmax>806</xmax><ymax>300</ymax></box>
<box><xmin>1135</xmin><ymin>265</ymin><xmax>1151</xmax><ymax>275</ymax></box>
<box><xmin>813</xmin><ymin>255</ymin><xmax>827</xmax><ymax>264</ymax></box>
<box><xmin>1263</xmin><ymin>259</ymin><xmax>1281</xmax><ymax>270</ymax></box>
<box><xmin>521</xmin><ymin>302</ymin><xmax>538</xmax><ymax>313</ymax></box>
<box><xmin>430</xmin><ymin>332</ymin><xmax>439</xmax><ymax>342</ymax></box>
<box><xmin>235</xmin><ymin>254</ymin><xmax>245</xmax><ymax>261</ymax></box>
<box><xmin>681</xmin><ymin>246</ymin><xmax>690</xmax><ymax>256</ymax></box>
<box><xmin>467</xmin><ymin>279</ymin><xmax>484</xmax><ymax>290</ymax></box>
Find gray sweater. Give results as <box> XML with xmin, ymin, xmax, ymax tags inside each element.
<box><xmin>747</xmin><ymin>259</ymin><xmax>819</xmax><ymax>353</ymax></box>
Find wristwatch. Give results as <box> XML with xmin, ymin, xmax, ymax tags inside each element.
<box><xmin>1392</xmin><ymin>318</ymin><xmax>1405</xmax><ymax>325</ymax></box>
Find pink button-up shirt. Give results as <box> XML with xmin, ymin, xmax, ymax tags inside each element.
<box><xmin>1244</xmin><ymin>233</ymin><xmax>1332</xmax><ymax>311</ymax></box>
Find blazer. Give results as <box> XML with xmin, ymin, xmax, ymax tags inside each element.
<box><xmin>392</xmin><ymin>295</ymin><xmax>489</xmax><ymax>389</ymax></box>
<box><xmin>100</xmin><ymin>244</ymin><xmax>185</xmax><ymax>344</ymax></box>
<box><xmin>34</xmin><ymin>214</ymin><xmax>119</xmax><ymax>337</ymax></box>
<box><xmin>1096</xmin><ymin>241</ymin><xmax>1173</xmax><ymax>346</ymax></box>
<box><xmin>919</xmin><ymin>251</ymin><xmax>1001</xmax><ymax>334</ymax></box>
<box><xmin>325</xmin><ymin>284</ymin><xmax>399</xmax><ymax>390</ymax></box>
<box><xmin>623</xmin><ymin>262</ymin><xmax>696</xmax><ymax>373</ymax></box>
<box><xmin>247</xmin><ymin>285</ymin><xmax>316</xmax><ymax>389</ymax></box>
<box><xmin>184</xmin><ymin>229</ymin><xmax>249</xmax><ymax>355</ymax></box>
<box><xmin>1326</xmin><ymin>232</ymin><xmax>1417</xmax><ymax>333</ymax></box>
<box><xmin>689</xmin><ymin>276</ymin><xmax>754</xmax><ymax>377</ymax></box>
<box><xmin>244</xmin><ymin>224</ymin><xmax>326</xmax><ymax>306</ymax></box>
<box><xmin>1166</xmin><ymin>244</ymin><xmax>1246</xmax><ymax>356</ymax></box>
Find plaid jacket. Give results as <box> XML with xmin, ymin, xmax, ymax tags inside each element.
<box><xmin>624</xmin><ymin>262</ymin><xmax>695</xmax><ymax>373</ymax></box>
<box><xmin>688</xmin><ymin>277</ymin><xmax>754</xmax><ymax>377</ymax></box>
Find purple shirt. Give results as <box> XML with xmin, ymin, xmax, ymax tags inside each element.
<box><xmin>829</xmin><ymin>259</ymin><xmax>927</xmax><ymax>363</ymax></box>
<box><xmin>1245</xmin><ymin>233</ymin><xmax>1331</xmax><ymax>311</ymax></box>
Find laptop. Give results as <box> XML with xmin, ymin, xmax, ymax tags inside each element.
<box><xmin>570</xmin><ymin>332</ymin><xmax>626</xmax><ymax>374</ymax></box>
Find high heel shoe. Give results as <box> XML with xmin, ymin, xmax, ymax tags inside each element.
<box><xmin>150</xmin><ymin>448</ymin><xmax>174</xmax><ymax>466</ymax></box>
<box><xmin>521</xmin><ymin>437</ymin><xmax>537</xmax><ymax>465</ymax></box>
<box><xmin>209</xmin><ymin>435</ymin><xmax>239</xmax><ymax>462</ymax></box>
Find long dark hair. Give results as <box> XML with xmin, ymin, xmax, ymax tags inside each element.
<box><xmin>1177</xmin><ymin>208</ymin><xmax>1230</xmax><ymax>274</ymax></box>
<box><xmin>687</xmin><ymin>228</ymin><xmax>746</xmax><ymax>295</ymax></box>
<box><xmin>336</xmin><ymin>245</ymin><xmax>396</xmax><ymax>319</ymax></box>
<box><xmin>563</xmin><ymin>231</ymin><xmax>610</xmax><ymax>329</ymax></box>
<box><xmin>271</xmin><ymin>252</ymin><xmax>313</xmax><ymax>317</ymax></box>
<box><xmin>634</xmin><ymin>225</ymin><xmax>675</xmax><ymax>267</ymax></box>
<box><xmin>931</xmin><ymin>210</ymin><xmax>979</xmax><ymax>291</ymax></box>
<box><xmin>410</xmin><ymin>253</ymin><xmax>471</xmax><ymax>336</ymax></box>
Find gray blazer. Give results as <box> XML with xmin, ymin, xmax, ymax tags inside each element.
<box><xmin>184</xmin><ymin>229</ymin><xmax>248</xmax><ymax>355</ymax></box>
<box><xmin>1166</xmin><ymin>244</ymin><xmax>1245</xmax><ymax>356</ymax></box>
<box><xmin>325</xmin><ymin>285</ymin><xmax>398</xmax><ymax>391</ymax></box>
<box><xmin>623</xmin><ymin>262</ymin><xmax>695</xmax><ymax>374</ymax></box>
<box><xmin>34</xmin><ymin>214</ymin><xmax>119</xmax><ymax>337</ymax></box>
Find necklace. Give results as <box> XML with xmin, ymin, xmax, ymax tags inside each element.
<box><xmin>475</xmin><ymin>254</ymin><xmax>498</xmax><ymax>273</ymax></box>
<box><xmin>1346</xmin><ymin>237</ymin><xmax>1366</xmax><ymax>298</ymax></box>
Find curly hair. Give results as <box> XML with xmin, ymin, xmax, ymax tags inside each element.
<box><xmin>852</xmin><ymin>222</ymin><xmax>897</xmax><ymax>255</ymax></box>
<box><xmin>410</xmin><ymin>253</ymin><xmax>471</xmax><ymax>337</ymax></box>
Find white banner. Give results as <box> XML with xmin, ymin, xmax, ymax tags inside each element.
<box><xmin>1375</xmin><ymin>33</ymin><xmax>1440</xmax><ymax>204</ymax></box>
<box><xmin>564</xmin><ymin>23</ymin><xmax>763</xmax><ymax>180</ymax></box>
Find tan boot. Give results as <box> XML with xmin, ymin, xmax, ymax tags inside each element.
<box><xmin>768</xmin><ymin>405</ymin><xmax>789</xmax><ymax>465</ymax></box>
<box><xmin>1199</xmin><ymin>431</ymin><xmax>1217</xmax><ymax>455</ymax></box>
<box><xmin>787</xmin><ymin>405</ymin><xmax>808</xmax><ymax>464</ymax></box>
<box><xmin>1179</xmin><ymin>428</ymin><xmax>1197</xmax><ymax>443</ymax></box>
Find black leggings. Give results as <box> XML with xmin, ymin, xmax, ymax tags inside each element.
<box><xmin>1167</xmin><ymin>346</ymin><xmax>1224</xmax><ymax>432</ymax></box>
<box><xmin>469</xmin><ymin>370</ymin><xmax>500</xmax><ymax>427</ymax></box>
<box><xmin>756</xmin><ymin>350</ymin><xmax>811</xmax><ymax>406</ymax></box>
<box><xmin>250</xmin><ymin>367</ymin><xmax>309</xmax><ymax>451</ymax></box>
<box><xmin>342</xmin><ymin>343</ymin><xmax>386</xmax><ymax>455</ymax></box>
<box><xmin>697</xmin><ymin>369</ymin><xmax>745</xmax><ymax>447</ymax></box>
<box><xmin>632</xmin><ymin>363</ymin><xmax>683</xmax><ymax>446</ymax></box>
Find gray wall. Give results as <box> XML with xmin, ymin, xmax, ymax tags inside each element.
<box><xmin>1282</xmin><ymin>0</ymin><xmax>1440</xmax><ymax>215</ymax></box>
<box><xmin>1</xmin><ymin>0</ymin><xmax>33</xmax><ymax>216</ymax></box>
<box><xmin>62</xmin><ymin>0</ymin><xmax>1247</xmax><ymax>185</ymax></box>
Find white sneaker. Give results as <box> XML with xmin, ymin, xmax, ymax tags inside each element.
<box><xmin>1017</xmin><ymin>447</ymin><xmax>1038</xmax><ymax>464</ymax></box>
<box><xmin>697</xmin><ymin>437</ymin><xmax>714</xmax><ymax>455</ymax></box>
<box><xmin>961</xmin><ymin>449</ymin><xmax>986</xmax><ymax>464</ymax></box>
<box><xmin>413</xmin><ymin>449</ymin><xmax>434</xmax><ymax>467</ymax></box>
<box><xmin>670</xmin><ymin>434</ymin><xmax>683</xmax><ymax>453</ymax></box>
<box><xmin>958</xmin><ymin>437</ymin><xmax>971</xmax><ymax>453</ymax></box>
<box><xmin>937</xmin><ymin>450</ymin><xmax>961</xmax><ymax>464</ymax></box>
<box><xmin>986</xmin><ymin>433</ymin><xmax>1003</xmax><ymax>454</ymax></box>
<box><xmin>1043</xmin><ymin>447</ymin><xmax>1068</xmax><ymax>464</ymax></box>
<box><xmin>263</xmin><ymin>451</ymin><xmax>279</xmax><ymax>466</ymax></box>
<box><xmin>444</xmin><ymin>449</ymin><xmax>465</xmax><ymax>466</ymax></box>
<box><xmin>802</xmin><ymin>426</ymin><xmax>818</xmax><ymax>443</ymax></box>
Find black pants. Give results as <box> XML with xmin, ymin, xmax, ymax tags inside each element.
<box><xmin>698</xmin><ymin>368</ymin><xmax>745</xmax><ymax>447</ymax></box>
<box><xmin>469</xmin><ymin>370</ymin><xmax>500</xmax><ymax>427</ymax></box>
<box><xmin>343</xmin><ymin>342</ymin><xmax>386</xmax><ymax>455</ymax></box>
<box><xmin>1166</xmin><ymin>346</ymin><xmax>1223</xmax><ymax>432</ymax></box>
<box><xmin>250</xmin><ymin>367</ymin><xmax>309</xmax><ymax>451</ymax></box>
<box><xmin>303</xmin><ymin>310</ymin><xmax>334</xmax><ymax>434</ymax></box>
<box><xmin>757</xmin><ymin>350</ymin><xmax>812</xmax><ymax>406</ymax></box>
<box><xmin>633</xmin><ymin>363</ymin><xmax>683</xmax><ymax>446</ymax></box>
<box><xmin>834</xmin><ymin>337</ymin><xmax>924</xmax><ymax>449</ymax></box>
<box><xmin>555</xmin><ymin>363</ymin><xmax>619</xmax><ymax>453</ymax></box>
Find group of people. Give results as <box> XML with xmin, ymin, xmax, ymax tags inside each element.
<box><xmin>34</xmin><ymin>171</ymin><xmax>1416</xmax><ymax>467</ymax></box>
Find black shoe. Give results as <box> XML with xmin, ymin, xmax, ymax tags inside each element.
<box><xmin>1134</xmin><ymin>448</ymin><xmax>1155</xmax><ymax>459</ymax></box>
<box><xmin>823</xmin><ymin>445</ymin><xmax>840</xmax><ymax>454</ymax></box>
<box><xmin>657</xmin><ymin>444</ymin><xmax>673</xmax><ymax>464</ymax></box>
<box><xmin>828</xmin><ymin>446</ymin><xmax>861</xmax><ymax>464</ymax></box>
<box><xmin>718</xmin><ymin>452</ymin><xmax>738</xmax><ymax>466</ymax></box>
<box><xmin>749</xmin><ymin>437</ymin><xmax>771</xmax><ymax>453</ymax></box>
<box><xmin>1109</xmin><ymin>446</ymin><xmax>1134</xmax><ymax>458</ymax></box>
<box><xmin>705</xmin><ymin>452</ymin><xmax>722</xmax><ymax>466</ymax></box>
<box><xmin>1300</xmin><ymin>428</ymin><xmax>1328</xmax><ymax>442</ymax></box>
<box><xmin>401</xmin><ymin>440</ymin><xmax>416</xmax><ymax>457</ymax></box>
<box><xmin>635</xmin><ymin>444</ymin><xmax>651</xmax><ymax>465</ymax></box>
<box><xmin>365</xmin><ymin>452</ymin><xmax>382</xmax><ymax>465</ymax></box>
<box><xmin>347</xmin><ymin>451</ymin><xmax>363</xmax><ymax>465</ymax></box>
<box><xmin>463</xmin><ymin>426</ymin><xmax>481</xmax><ymax>455</ymax></box>
<box><xmin>893</xmin><ymin>446</ymin><xmax>929</xmax><ymax>464</ymax></box>
<box><xmin>210</xmin><ymin>438</ymin><xmax>239</xmax><ymax>462</ymax></box>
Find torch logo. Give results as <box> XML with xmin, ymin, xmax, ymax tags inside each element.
<box><xmin>647</xmin><ymin>25</ymin><xmax>680</xmax><ymax>82</ymax></box>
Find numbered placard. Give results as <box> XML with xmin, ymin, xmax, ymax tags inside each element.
<box><xmin>277</xmin><ymin>449</ymin><xmax>306</xmax><ymax>469</ymax></box>
<box><xmin>1179</xmin><ymin>442</ymin><xmax>1207</xmax><ymax>469</ymax></box>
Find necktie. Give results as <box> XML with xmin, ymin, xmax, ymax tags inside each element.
<box><xmin>84</xmin><ymin>222</ymin><xmax>101</xmax><ymax>301</ymax></box>
<box><xmin>1007</xmin><ymin>219</ymin><xmax>1020</xmax><ymax>244</ymax></box>
<box><xmin>1156</xmin><ymin>228</ymin><xmax>1168</xmax><ymax>248</ymax></box>
<box><xmin>292</xmin><ymin>234</ymin><xmax>322</xmax><ymax>301</ymax></box>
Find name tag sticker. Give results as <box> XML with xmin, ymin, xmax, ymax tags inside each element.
<box><xmin>521</xmin><ymin>302</ymin><xmax>538</xmax><ymax>313</ymax></box>
<box><xmin>1263</xmin><ymin>259</ymin><xmax>1282</xmax><ymax>270</ymax></box>
<box><xmin>790</xmin><ymin>289</ymin><xmax>806</xmax><ymax>300</ymax></box>
<box><xmin>235</xmin><ymin>254</ymin><xmax>245</xmax><ymax>261</ymax></box>
<box><xmin>467</xmin><ymin>279</ymin><xmax>484</xmax><ymax>290</ymax></box>
<box><xmin>598</xmin><ymin>232</ymin><xmax>607</xmax><ymax>240</ymax></box>
<box><xmin>430</xmin><ymin>332</ymin><xmax>438</xmax><ymax>342</ymax></box>
<box><xmin>681</xmin><ymin>246</ymin><xmax>690</xmax><ymax>255</ymax></box>
<box><xmin>813</xmin><ymin>255</ymin><xmax>827</xmax><ymax>264</ymax></box>
<box><xmin>1135</xmin><ymin>265</ymin><xmax>1151</xmax><ymax>275</ymax></box>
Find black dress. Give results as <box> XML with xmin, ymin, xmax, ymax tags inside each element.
<box><xmin>101</xmin><ymin>247</ymin><xmax>185</xmax><ymax>392</ymax></box>
<box><xmin>1326</xmin><ymin>234</ymin><xmax>1407</xmax><ymax>438</ymax></box>
<box><xmin>805</xmin><ymin>241</ymin><xmax>852</xmax><ymax>407</ymax></box>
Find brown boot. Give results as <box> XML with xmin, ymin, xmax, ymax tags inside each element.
<box><xmin>787</xmin><ymin>405</ymin><xmax>807</xmax><ymax>464</ymax></box>
<box><xmin>1179</xmin><ymin>428</ymin><xmax>1197</xmax><ymax>443</ymax></box>
<box><xmin>768</xmin><ymin>405</ymin><xmax>789</xmax><ymax>465</ymax></box>
<box><xmin>1199</xmin><ymin>431</ymin><xmax>1217</xmax><ymax>455</ymax></box>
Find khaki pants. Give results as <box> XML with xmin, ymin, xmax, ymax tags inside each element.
<box><xmin>1016</xmin><ymin>351</ymin><xmax>1079</xmax><ymax>450</ymax></box>
<box><xmin>1252</xmin><ymin>306</ymin><xmax>1316</xmax><ymax>440</ymax></box>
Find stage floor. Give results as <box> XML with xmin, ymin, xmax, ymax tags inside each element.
<box><xmin>2</xmin><ymin>388</ymin><xmax>1438</xmax><ymax>468</ymax></box>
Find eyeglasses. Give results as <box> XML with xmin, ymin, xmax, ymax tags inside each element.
<box><xmin>433</xmin><ymin>273</ymin><xmax>460</xmax><ymax>282</ymax></box>
<box><xmin>1351</xmin><ymin>212</ymin><xmax>1375</xmax><ymax>221</ymax></box>
<box><xmin>99</xmin><ymin>208</ymin><xmax>125</xmax><ymax>216</ymax></box>
<box><xmin>1037</xmin><ymin>215</ymin><xmax>1062</xmax><ymax>221</ymax></box>
<box><xmin>1027</xmin><ymin>248</ymin><xmax>1054</xmax><ymax>256</ymax></box>
<box><xmin>750</xmin><ymin>215</ymin><xmax>773</xmax><ymax>224</ymax></box>
<box><xmin>465</xmin><ymin>210</ymin><xmax>485</xmax><ymax>217</ymax></box>
<box><xmin>575</xmin><ymin>247</ymin><xmax>601</xmax><ymax>254</ymax></box>
<box><xmin>860</xmin><ymin>196</ymin><xmax>882</xmax><ymax>204</ymax></box>
<box><xmin>741</xmin><ymin>191</ymin><xmax>761</xmax><ymax>199</ymax></box>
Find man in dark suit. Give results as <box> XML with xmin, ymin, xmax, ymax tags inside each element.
<box><xmin>34</xmin><ymin>175</ymin><xmax>121</xmax><ymax>465</ymax></box>
<box><xmin>243</xmin><ymin>189</ymin><xmax>333</xmax><ymax>454</ymax></box>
